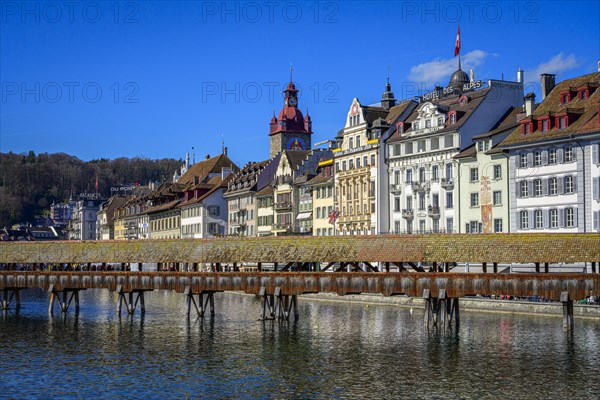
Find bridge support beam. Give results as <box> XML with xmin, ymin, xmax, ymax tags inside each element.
<box><xmin>561</xmin><ymin>291</ymin><xmax>574</xmax><ymax>331</ymax></box>
<box><xmin>423</xmin><ymin>289</ymin><xmax>459</xmax><ymax>331</ymax></box>
<box><xmin>116</xmin><ymin>285</ymin><xmax>149</xmax><ymax>316</ymax></box>
<box><xmin>48</xmin><ymin>284</ymin><xmax>85</xmax><ymax>313</ymax></box>
<box><xmin>184</xmin><ymin>286</ymin><xmax>220</xmax><ymax>319</ymax></box>
<box><xmin>274</xmin><ymin>287</ymin><xmax>298</xmax><ymax>321</ymax></box>
<box><xmin>1</xmin><ymin>287</ymin><xmax>23</xmax><ymax>310</ymax></box>
<box><xmin>259</xmin><ymin>286</ymin><xmax>275</xmax><ymax>320</ymax></box>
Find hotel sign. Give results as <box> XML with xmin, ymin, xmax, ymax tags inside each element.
<box><xmin>419</xmin><ymin>80</ymin><xmax>483</xmax><ymax>102</ymax></box>
<box><xmin>111</xmin><ymin>185</ymin><xmax>136</xmax><ymax>192</ymax></box>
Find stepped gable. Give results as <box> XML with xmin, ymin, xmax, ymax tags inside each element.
<box><xmin>500</xmin><ymin>72</ymin><xmax>600</xmax><ymax>147</ymax></box>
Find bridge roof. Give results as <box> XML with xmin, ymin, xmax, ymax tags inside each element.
<box><xmin>1</xmin><ymin>234</ymin><xmax>599</xmax><ymax>264</ymax></box>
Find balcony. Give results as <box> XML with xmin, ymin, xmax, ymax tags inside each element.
<box><xmin>272</xmin><ymin>223</ymin><xmax>292</xmax><ymax>232</ymax></box>
<box><xmin>411</xmin><ymin>182</ymin><xmax>429</xmax><ymax>192</ymax></box>
<box><xmin>441</xmin><ymin>178</ymin><xmax>454</xmax><ymax>190</ymax></box>
<box><xmin>427</xmin><ymin>205</ymin><xmax>440</xmax><ymax>219</ymax></box>
<box><xmin>402</xmin><ymin>209</ymin><xmax>414</xmax><ymax>219</ymax></box>
<box><xmin>274</xmin><ymin>201</ymin><xmax>292</xmax><ymax>211</ymax></box>
<box><xmin>390</xmin><ymin>184</ymin><xmax>402</xmax><ymax>194</ymax></box>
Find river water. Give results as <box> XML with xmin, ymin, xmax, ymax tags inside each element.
<box><xmin>1</xmin><ymin>289</ymin><xmax>598</xmax><ymax>399</ymax></box>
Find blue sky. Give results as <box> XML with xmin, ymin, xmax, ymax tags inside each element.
<box><xmin>1</xmin><ymin>1</ymin><xmax>599</xmax><ymax>167</ymax></box>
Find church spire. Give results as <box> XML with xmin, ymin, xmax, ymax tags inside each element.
<box><xmin>381</xmin><ymin>69</ymin><xmax>396</xmax><ymax>111</ymax></box>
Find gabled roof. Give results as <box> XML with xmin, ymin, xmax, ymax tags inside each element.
<box><xmin>178</xmin><ymin>173</ymin><xmax>233</xmax><ymax>208</ymax></box>
<box><xmin>500</xmin><ymin>72</ymin><xmax>600</xmax><ymax>147</ymax></box>
<box><xmin>225</xmin><ymin>159</ymin><xmax>271</xmax><ymax>195</ymax></box>
<box><xmin>472</xmin><ymin>107</ymin><xmax>522</xmax><ymax>139</ymax></box>
<box><xmin>178</xmin><ymin>153</ymin><xmax>238</xmax><ymax>186</ymax></box>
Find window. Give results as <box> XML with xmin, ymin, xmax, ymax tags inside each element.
<box><xmin>356</xmin><ymin>136</ymin><xmax>361</xmax><ymax>147</ymax></box>
<box><xmin>394</xmin><ymin>196</ymin><xmax>400</xmax><ymax>211</ymax></box>
<box><xmin>519</xmin><ymin>181</ymin><xmax>528</xmax><ymax>197</ymax></box>
<box><xmin>445</xmin><ymin>163</ymin><xmax>453</xmax><ymax>179</ymax></box>
<box><xmin>549</xmin><ymin>149</ymin><xmax>557</xmax><ymax>164</ymax></box>
<box><xmin>342</xmin><ymin>161</ymin><xmax>346</xmax><ymax>171</ymax></box>
<box><xmin>406</xmin><ymin>196</ymin><xmax>413</xmax><ymax>210</ymax></box>
<box><xmin>349</xmin><ymin>159</ymin><xmax>354</xmax><ymax>169</ymax></box>
<box><xmin>565</xmin><ymin>208</ymin><xmax>575</xmax><ymax>227</ymax></box>
<box><xmin>470</xmin><ymin>168</ymin><xmax>479</xmax><ymax>182</ymax></box>
<box><xmin>477</xmin><ymin>141</ymin><xmax>484</xmax><ymax>152</ymax></box>
<box><xmin>558</xmin><ymin>116</ymin><xmax>567</xmax><ymax>129</ymax></box>
<box><xmin>414</xmin><ymin>121</ymin><xmax>420</xmax><ymax>130</ymax></box>
<box><xmin>208</xmin><ymin>205</ymin><xmax>219</xmax><ymax>217</ymax></box>
<box><xmin>493</xmin><ymin>191</ymin><xmax>502</xmax><ymax>205</ymax></box>
<box><xmin>534</xmin><ymin>179</ymin><xmax>543</xmax><ymax>196</ymax></box>
<box><xmin>371</xmin><ymin>155</ymin><xmax>375</xmax><ymax>166</ymax></box>
<box><xmin>549</xmin><ymin>177</ymin><xmax>558</xmax><ymax>195</ymax></box>
<box><xmin>419</xmin><ymin>167</ymin><xmax>426</xmax><ymax>183</ymax></box>
<box><xmin>348</xmin><ymin>137</ymin><xmax>353</xmax><ymax>149</ymax></box>
<box><xmin>432</xmin><ymin>194</ymin><xmax>439</xmax><ymax>207</ymax></box>
<box><xmin>418</xmin><ymin>140</ymin><xmax>426</xmax><ymax>152</ymax></box>
<box><xmin>406</xmin><ymin>169</ymin><xmax>413</xmax><ymax>183</ymax></box>
<box><xmin>519</xmin><ymin>153</ymin><xmax>528</xmax><ymax>168</ymax></box>
<box><xmin>394</xmin><ymin>170</ymin><xmax>400</xmax><ymax>185</ymax></box>
<box><xmin>446</xmin><ymin>218</ymin><xmax>454</xmax><ymax>233</ymax></box>
<box><xmin>425</xmin><ymin>119</ymin><xmax>431</xmax><ymax>128</ymax></box>
<box><xmin>446</xmin><ymin>192</ymin><xmax>453</xmax><ymax>209</ymax></box>
<box><xmin>356</xmin><ymin>158</ymin><xmax>360</xmax><ymax>168</ymax></box>
<box><xmin>564</xmin><ymin>147</ymin><xmax>574</xmax><ymax>162</ymax></box>
<box><xmin>430</xmin><ymin>137</ymin><xmax>439</xmax><ymax>150</ymax></box>
<box><xmin>470</xmin><ymin>193</ymin><xmax>479</xmax><ymax>207</ymax></box>
<box><xmin>419</xmin><ymin>220</ymin><xmax>426</xmax><ymax>233</ymax></box>
<box><xmin>550</xmin><ymin>209</ymin><xmax>559</xmax><ymax>228</ymax></box>
<box><xmin>493</xmin><ymin>165</ymin><xmax>502</xmax><ymax>179</ymax></box>
<box><xmin>534</xmin><ymin>151</ymin><xmax>542</xmax><ymax>166</ymax></box>
<box><xmin>437</xmin><ymin>117</ymin><xmax>444</xmax><ymax>126</ymax></box>
<box><xmin>419</xmin><ymin>193</ymin><xmax>426</xmax><ymax>210</ymax></box>
<box><xmin>363</xmin><ymin>156</ymin><xmax>368</xmax><ymax>166</ymax></box>
<box><xmin>540</xmin><ymin>119</ymin><xmax>550</xmax><ymax>132</ymax></box>
<box><xmin>564</xmin><ymin>176</ymin><xmax>574</xmax><ymax>194</ymax></box>
<box><xmin>431</xmin><ymin>165</ymin><xmax>439</xmax><ymax>181</ymax></box>
<box><xmin>450</xmin><ymin>113</ymin><xmax>456</xmax><ymax>124</ymax></box>
<box><xmin>208</xmin><ymin>223</ymin><xmax>218</xmax><ymax>234</ymax></box>
<box><xmin>520</xmin><ymin>210</ymin><xmax>529</xmax><ymax>229</ymax></box>
<box><xmin>494</xmin><ymin>219</ymin><xmax>503</xmax><ymax>233</ymax></box>
<box><xmin>445</xmin><ymin>134</ymin><xmax>453</xmax><ymax>148</ymax></box>
<box><xmin>578</xmin><ymin>89</ymin><xmax>589</xmax><ymax>100</ymax></box>
<box><xmin>560</xmin><ymin>93</ymin><xmax>570</xmax><ymax>104</ymax></box>
<box><xmin>534</xmin><ymin>210</ymin><xmax>543</xmax><ymax>229</ymax></box>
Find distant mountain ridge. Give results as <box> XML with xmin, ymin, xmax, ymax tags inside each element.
<box><xmin>0</xmin><ymin>151</ymin><xmax>182</xmax><ymax>227</ymax></box>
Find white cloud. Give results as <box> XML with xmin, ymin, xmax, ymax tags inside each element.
<box><xmin>529</xmin><ymin>53</ymin><xmax>581</xmax><ymax>79</ymax></box>
<box><xmin>408</xmin><ymin>50</ymin><xmax>490</xmax><ymax>87</ymax></box>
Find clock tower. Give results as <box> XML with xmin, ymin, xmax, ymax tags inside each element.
<box><xmin>269</xmin><ymin>70</ymin><xmax>313</xmax><ymax>158</ymax></box>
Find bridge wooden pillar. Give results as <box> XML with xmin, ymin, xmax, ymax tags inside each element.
<box><xmin>184</xmin><ymin>286</ymin><xmax>219</xmax><ymax>319</ymax></box>
<box><xmin>259</xmin><ymin>287</ymin><xmax>275</xmax><ymax>320</ymax></box>
<box><xmin>560</xmin><ymin>291</ymin><xmax>574</xmax><ymax>331</ymax></box>
<box><xmin>493</xmin><ymin>262</ymin><xmax>498</xmax><ymax>273</ymax></box>
<box><xmin>423</xmin><ymin>289</ymin><xmax>459</xmax><ymax>331</ymax></box>
<box><xmin>482</xmin><ymin>262</ymin><xmax>487</xmax><ymax>273</ymax></box>
<box><xmin>274</xmin><ymin>287</ymin><xmax>298</xmax><ymax>321</ymax></box>
<box><xmin>591</xmin><ymin>262</ymin><xmax>597</xmax><ymax>273</ymax></box>
<box><xmin>1</xmin><ymin>287</ymin><xmax>23</xmax><ymax>310</ymax></box>
<box><xmin>48</xmin><ymin>284</ymin><xmax>85</xmax><ymax>313</ymax></box>
<box><xmin>116</xmin><ymin>285</ymin><xmax>150</xmax><ymax>316</ymax></box>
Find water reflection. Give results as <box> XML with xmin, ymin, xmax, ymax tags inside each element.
<box><xmin>1</xmin><ymin>289</ymin><xmax>599</xmax><ymax>399</ymax></box>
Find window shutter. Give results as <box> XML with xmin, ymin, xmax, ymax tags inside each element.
<box><xmin>527</xmin><ymin>152</ymin><xmax>533</xmax><ymax>166</ymax></box>
<box><xmin>542</xmin><ymin>178</ymin><xmax>549</xmax><ymax>196</ymax></box>
<box><xmin>594</xmin><ymin>211</ymin><xmax>599</xmax><ymax>231</ymax></box>
<box><xmin>558</xmin><ymin>177</ymin><xmax>564</xmax><ymax>194</ymax></box>
<box><xmin>544</xmin><ymin>209</ymin><xmax>550</xmax><ymax>229</ymax></box>
<box><xmin>593</xmin><ymin>177</ymin><xmax>600</xmax><ymax>200</ymax></box>
<box><xmin>574</xmin><ymin>208</ymin><xmax>578</xmax><ymax>228</ymax></box>
<box><xmin>528</xmin><ymin>181</ymin><xmax>534</xmax><ymax>197</ymax></box>
<box><xmin>573</xmin><ymin>177</ymin><xmax>577</xmax><ymax>193</ymax></box>
<box><xmin>541</xmin><ymin>150</ymin><xmax>548</xmax><ymax>165</ymax></box>
<box><xmin>516</xmin><ymin>181</ymin><xmax>521</xmax><ymax>198</ymax></box>
<box><xmin>529</xmin><ymin>210</ymin><xmax>535</xmax><ymax>229</ymax></box>
<box><xmin>559</xmin><ymin>208</ymin><xmax>564</xmax><ymax>228</ymax></box>
<box><xmin>557</xmin><ymin>148</ymin><xmax>564</xmax><ymax>163</ymax></box>
<box><xmin>593</xmin><ymin>143</ymin><xmax>599</xmax><ymax>164</ymax></box>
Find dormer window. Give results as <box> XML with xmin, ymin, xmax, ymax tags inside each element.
<box><xmin>578</xmin><ymin>89</ymin><xmax>589</xmax><ymax>100</ymax></box>
<box><xmin>538</xmin><ymin>116</ymin><xmax>551</xmax><ymax>132</ymax></box>
<box><xmin>397</xmin><ymin>122</ymin><xmax>404</xmax><ymax>135</ymax></box>
<box><xmin>560</xmin><ymin>92</ymin><xmax>571</xmax><ymax>104</ymax></box>
<box><xmin>414</xmin><ymin>121</ymin><xmax>420</xmax><ymax>130</ymax></box>
<box><xmin>425</xmin><ymin>119</ymin><xmax>431</xmax><ymax>128</ymax></box>
<box><xmin>555</xmin><ymin>114</ymin><xmax>569</xmax><ymax>129</ymax></box>
<box><xmin>448</xmin><ymin>111</ymin><xmax>457</xmax><ymax>124</ymax></box>
<box><xmin>437</xmin><ymin>117</ymin><xmax>444</xmax><ymax>126</ymax></box>
<box><xmin>520</xmin><ymin>119</ymin><xmax>534</xmax><ymax>135</ymax></box>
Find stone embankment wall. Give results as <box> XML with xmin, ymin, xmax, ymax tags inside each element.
<box><xmin>300</xmin><ymin>293</ymin><xmax>600</xmax><ymax>319</ymax></box>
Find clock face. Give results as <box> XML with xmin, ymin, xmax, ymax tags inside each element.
<box><xmin>288</xmin><ymin>137</ymin><xmax>305</xmax><ymax>151</ymax></box>
<box><xmin>288</xmin><ymin>97</ymin><xmax>297</xmax><ymax>106</ymax></box>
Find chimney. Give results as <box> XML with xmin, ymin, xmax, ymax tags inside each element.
<box><xmin>541</xmin><ymin>73</ymin><xmax>556</xmax><ymax>100</ymax></box>
<box><xmin>524</xmin><ymin>92</ymin><xmax>535</xmax><ymax>116</ymax></box>
<box><xmin>517</xmin><ymin>68</ymin><xmax>524</xmax><ymax>84</ymax></box>
<box><xmin>224</xmin><ymin>146</ymin><xmax>228</xmax><ymax>156</ymax></box>
<box><xmin>205</xmin><ymin>154</ymin><xmax>210</xmax><ymax>160</ymax></box>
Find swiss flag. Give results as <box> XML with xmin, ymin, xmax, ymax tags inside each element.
<box><xmin>328</xmin><ymin>210</ymin><xmax>339</xmax><ymax>225</ymax></box>
<box><xmin>454</xmin><ymin>25</ymin><xmax>461</xmax><ymax>57</ymax></box>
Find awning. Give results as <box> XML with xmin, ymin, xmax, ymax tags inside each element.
<box><xmin>296</xmin><ymin>212</ymin><xmax>313</xmax><ymax>220</ymax></box>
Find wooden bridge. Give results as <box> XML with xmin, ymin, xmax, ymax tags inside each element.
<box><xmin>1</xmin><ymin>234</ymin><xmax>599</xmax><ymax>330</ymax></box>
